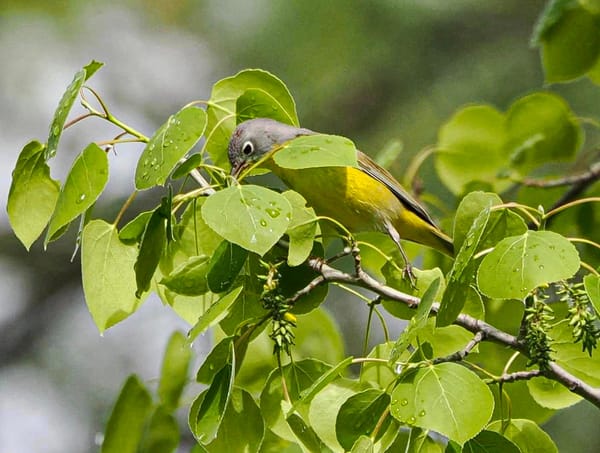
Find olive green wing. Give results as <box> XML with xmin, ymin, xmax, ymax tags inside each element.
<box><xmin>356</xmin><ymin>150</ymin><xmax>439</xmax><ymax>228</ymax></box>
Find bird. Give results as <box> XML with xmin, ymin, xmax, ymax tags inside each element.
<box><xmin>227</xmin><ymin>118</ymin><xmax>453</xmax><ymax>274</ymax></box>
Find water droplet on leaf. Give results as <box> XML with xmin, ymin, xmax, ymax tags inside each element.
<box><xmin>266</xmin><ymin>208</ymin><xmax>280</xmax><ymax>218</ymax></box>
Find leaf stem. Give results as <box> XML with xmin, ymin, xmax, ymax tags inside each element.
<box><xmin>113</xmin><ymin>191</ymin><xmax>138</xmax><ymax>227</ymax></box>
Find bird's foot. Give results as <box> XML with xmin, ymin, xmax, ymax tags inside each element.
<box><xmin>403</xmin><ymin>263</ymin><xmax>417</xmax><ymax>288</ymax></box>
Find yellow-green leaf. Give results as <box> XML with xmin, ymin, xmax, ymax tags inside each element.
<box><xmin>7</xmin><ymin>141</ymin><xmax>60</xmax><ymax>249</ymax></box>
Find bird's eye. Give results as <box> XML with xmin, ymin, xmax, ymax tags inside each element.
<box><xmin>241</xmin><ymin>141</ymin><xmax>254</xmax><ymax>156</ymax></box>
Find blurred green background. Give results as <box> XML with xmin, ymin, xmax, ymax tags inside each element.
<box><xmin>1</xmin><ymin>1</ymin><xmax>599</xmax><ymax>452</ymax></box>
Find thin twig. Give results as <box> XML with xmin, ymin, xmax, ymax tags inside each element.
<box><xmin>432</xmin><ymin>331</ymin><xmax>484</xmax><ymax>364</ymax></box>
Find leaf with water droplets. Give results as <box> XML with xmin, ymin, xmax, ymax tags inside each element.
<box><xmin>205</xmin><ymin>69</ymin><xmax>299</xmax><ymax>170</ymax></box>
<box><xmin>336</xmin><ymin>389</ymin><xmax>391</xmax><ymax>451</ymax></box>
<box><xmin>477</xmin><ymin>230</ymin><xmax>580</xmax><ymax>299</ymax></box>
<box><xmin>45</xmin><ymin>143</ymin><xmax>109</xmax><ymax>244</ymax></box>
<box><xmin>46</xmin><ymin>61</ymin><xmax>104</xmax><ymax>159</ymax></box>
<box><xmin>390</xmin><ymin>362</ymin><xmax>494</xmax><ymax>445</ymax></box>
<box><xmin>283</xmin><ymin>190</ymin><xmax>318</xmax><ymax>266</ymax></box>
<box><xmin>274</xmin><ymin>134</ymin><xmax>358</xmax><ymax>169</ymax></box>
<box><xmin>135</xmin><ymin>106</ymin><xmax>207</xmax><ymax>190</ymax></box>
<box><xmin>201</xmin><ymin>185</ymin><xmax>291</xmax><ymax>255</ymax></box>
<box><xmin>7</xmin><ymin>141</ymin><xmax>60</xmax><ymax>250</ymax></box>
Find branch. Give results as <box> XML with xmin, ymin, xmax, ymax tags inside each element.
<box><xmin>432</xmin><ymin>331</ymin><xmax>484</xmax><ymax>364</ymax></box>
<box><xmin>545</xmin><ymin>162</ymin><xmax>600</xmax><ymax>215</ymax></box>
<box><xmin>496</xmin><ymin>370</ymin><xmax>543</xmax><ymax>383</ymax></box>
<box><xmin>302</xmin><ymin>257</ymin><xmax>600</xmax><ymax>409</ymax></box>
<box><xmin>521</xmin><ymin>162</ymin><xmax>600</xmax><ymax>189</ymax></box>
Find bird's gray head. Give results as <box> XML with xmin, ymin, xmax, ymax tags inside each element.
<box><xmin>228</xmin><ymin>118</ymin><xmax>313</xmax><ymax>177</ymax></box>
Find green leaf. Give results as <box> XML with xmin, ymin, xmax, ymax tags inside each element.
<box><xmin>101</xmin><ymin>375</ymin><xmax>153</xmax><ymax>453</ymax></box>
<box><xmin>293</xmin><ymin>308</ymin><xmax>346</xmax><ymax>364</ymax></box>
<box><xmin>453</xmin><ymin>192</ymin><xmax>503</xmax><ymax>251</ymax></box>
<box><xmin>419</xmin><ymin>323</ymin><xmax>476</xmax><ymax>358</ymax></box>
<box><xmin>274</xmin><ymin>134</ymin><xmax>358</xmax><ymax>169</ymax></box>
<box><xmin>188</xmin><ymin>286</ymin><xmax>243</xmax><ymax>341</ymax></box>
<box><xmin>139</xmin><ymin>406</ymin><xmax>179</xmax><ymax>453</ymax></box>
<box><xmin>119</xmin><ymin>211</ymin><xmax>153</xmax><ymax>244</ymax></box>
<box><xmin>382</xmin><ymin>266</ymin><xmax>446</xmax><ymax>320</ymax></box>
<box><xmin>171</xmin><ymin>153</ymin><xmax>203</xmax><ymax>180</ymax></box>
<box><xmin>286</xmin><ymin>413</ymin><xmax>333</xmax><ymax>452</ymax></box>
<box><xmin>283</xmin><ymin>191</ymin><xmax>318</xmax><ymax>266</ymax></box>
<box><xmin>190</xmin><ymin>359</ymin><xmax>235</xmax><ymax>444</ymax></box>
<box><xmin>205</xmin><ymin>388</ymin><xmax>265</xmax><ymax>453</ymax></box>
<box><xmin>261</xmin><ymin>359</ymin><xmax>331</xmax><ymax>441</ymax></box>
<box><xmin>462</xmin><ymin>430</ymin><xmax>520</xmax><ymax>453</ymax></box>
<box><xmin>543</xmin><ymin>320</ymin><xmax>600</xmax><ymax>401</ymax></box>
<box><xmin>351</xmin><ymin>436</ymin><xmax>374</xmax><ymax>453</ymax></box>
<box><xmin>206</xmin><ymin>69</ymin><xmax>298</xmax><ymax>169</ymax></box>
<box><xmin>47</xmin><ymin>61</ymin><xmax>104</xmax><ymax>159</ymax></box>
<box><xmin>436</xmin><ymin>105</ymin><xmax>509</xmax><ymax>195</ymax></box>
<box><xmin>584</xmin><ymin>273</ymin><xmax>600</xmax><ymax>315</ymax></box>
<box><xmin>160</xmin><ymin>255</ymin><xmax>210</xmax><ymax>296</ymax></box>
<box><xmin>540</xmin><ymin>5</ymin><xmax>600</xmax><ymax>83</ymax></box>
<box><xmin>158</xmin><ymin>331</ymin><xmax>191</xmax><ymax>411</ymax></box>
<box><xmin>83</xmin><ymin>60</ymin><xmax>103</xmax><ymax>78</ymax></box>
<box><xmin>336</xmin><ymin>389</ymin><xmax>391</xmax><ymax>450</ymax></box>
<box><xmin>45</xmin><ymin>143</ymin><xmax>108</xmax><ymax>243</ymax></box>
<box><xmin>135</xmin><ymin>206</ymin><xmax>167</xmax><ymax>297</ymax></box>
<box><xmin>236</xmin><ymin>88</ymin><xmax>297</xmax><ymax>124</ymax></box>
<box><xmin>202</xmin><ymin>185</ymin><xmax>292</xmax><ymax>255</ymax></box>
<box><xmin>438</xmin><ymin>207</ymin><xmax>491</xmax><ymax>327</ymax></box>
<box><xmin>167</xmin><ymin>198</ymin><xmax>223</xmax><ymax>270</ymax></box>
<box><xmin>7</xmin><ymin>141</ymin><xmax>60</xmax><ymax>249</ymax></box>
<box><xmin>526</xmin><ymin>375</ymin><xmax>581</xmax><ymax>409</ymax></box>
<box><xmin>292</xmin><ymin>356</ymin><xmax>354</xmax><ymax>413</ymax></box>
<box><xmin>389</xmin><ymin>428</ymin><xmax>444</xmax><ymax>452</ymax></box>
<box><xmin>530</xmin><ymin>0</ymin><xmax>578</xmax><ymax>46</ymax></box>
<box><xmin>390</xmin><ymin>363</ymin><xmax>494</xmax><ymax>445</ymax></box>
<box><xmin>477</xmin><ymin>231</ymin><xmax>580</xmax><ymax>299</ymax></box>
<box><xmin>259</xmin><ymin>429</ymin><xmax>303</xmax><ymax>453</ymax></box>
<box><xmin>506</xmin><ymin>92</ymin><xmax>582</xmax><ymax>174</ymax></box>
<box><xmin>308</xmin><ymin>379</ymin><xmax>366</xmax><ymax>452</ymax></box>
<box><xmin>218</xmin><ymin>284</ymin><xmax>264</xmax><ymax>335</ymax></box>
<box><xmin>207</xmin><ymin>241</ymin><xmax>248</xmax><ymax>293</ymax></box>
<box><xmin>196</xmin><ymin>337</ymin><xmax>234</xmax><ymax>384</ymax></box>
<box><xmin>82</xmin><ymin>220</ymin><xmax>145</xmax><ymax>333</ymax></box>
<box><xmin>488</xmin><ymin>419</ymin><xmax>558</xmax><ymax>453</ymax></box>
<box><xmin>390</xmin><ymin>278</ymin><xmax>441</xmax><ymax>362</ymax></box>
<box><xmin>135</xmin><ymin>106</ymin><xmax>207</xmax><ymax>190</ymax></box>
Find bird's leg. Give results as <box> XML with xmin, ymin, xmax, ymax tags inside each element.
<box><xmin>385</xmin><ymin>222</ymin><xmax>416</xmax><ymax>287</ymax></box>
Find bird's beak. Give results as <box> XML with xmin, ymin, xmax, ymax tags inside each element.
<box><xmin>230</xmin><ymin>160</ymin><xmax>248</xmax><ymax>179</ymax></box>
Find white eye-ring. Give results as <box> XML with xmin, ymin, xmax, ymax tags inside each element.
<box><xmin>241</xmin><ymin>141</ymin><xmax>254</xmax><ymax>156</ymax></box>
